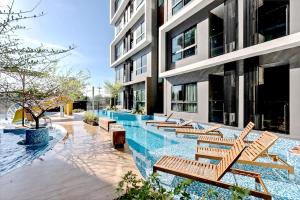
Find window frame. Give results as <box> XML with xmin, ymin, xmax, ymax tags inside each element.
<box><xmin>171</xmin><ymin>83</ymin><xmax>198</xmax><ymax>113</ymax></box>
<box><xmin>115</xmin><ymin>41</ymin><xmax>123</xmax><ymax>60</ymax></box>
<box><xmin>171</xmin><ymin>26</ymin><xmax>197</xmax><ymax>63</ymax></box>
<box><xmin>135</xmin><ymin>21</ymin><xmax>145</xmax><ymax>44</ymax></box>
<box><xmin>172</xmin><ymin>0</ymin><xmax>192</xmax><ymax>15</ymax></box>
<box><xmin>135</xmin><ymin>54</ymin><xmax>147</xmax><ymax>75</ymax></box>
<box><xmin>136</xmin><ymin>0</ymin><xmax>144</xmax><ymax>9</ymax></box>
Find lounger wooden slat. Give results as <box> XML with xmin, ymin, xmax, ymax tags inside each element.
<box><xmin>153</xmin><ymin>138</ymin><xmax>271</xmax><ymax>200</ymax></box>
<box><xmin>145</xmin><ymin>113</ymin><xmax>175</xmax><ymax>125</ymax></box>
<box><xmin>196</xmin><ymin>131</ymin><xmax>294</xmax><ymax>174</ymax></box>
<box><xmin>146</xmin><ymin>121</ymin><xmax>177</xmax><ymax>125</ymax></box>
<box><xmin>157</xmin><ymin>121</ymin><xmax>193</xmax><ymax>129</ymax></box>
<box><xmin>175</xmin><ymin>124</ymin><xmax>223</xmax><ymax>137</ymax></box>
<box><xmin>197</xmin><ymin>122</ymin><xmax>255</xmax><ymax>146</ymax></box>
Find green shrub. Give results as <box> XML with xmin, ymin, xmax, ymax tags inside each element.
<box><xmin>132</xmin><ymin>106</ymin><xmax>145</xmax><ymax>115</ymax></box>
<box><xmin>73</xmin><ymin>108</ymin><xmax>84</xmax><ymax>113</ymax></box>
<box><xmin>116</xmin><ymin>171</ymin><xmax>250</xmax><ymax>200</ymax></box>
<box><xmin>83</xmin><ymin>111</ymin><xmax>99</xmax><ymax>125</ymax></box>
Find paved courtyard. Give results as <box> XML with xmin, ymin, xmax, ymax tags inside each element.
<box><xmin>0</xmin><ymin>116</ymin><xmax>140</xmax><ymax>200</ymax></box>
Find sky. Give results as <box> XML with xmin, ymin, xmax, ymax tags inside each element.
<box><xmin>1</xmin><ymin>0</ymin><xmax>114</xmax><ymax>95</ymax></box>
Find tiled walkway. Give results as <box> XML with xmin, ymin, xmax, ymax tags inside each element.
<box><xmin>0</xmin><ymin>116</ymin><xmax>141</xmax><ymax>200</ymax></box>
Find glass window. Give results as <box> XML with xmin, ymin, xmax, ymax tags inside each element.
<box><xmin>172</xmin><ymin>0</ymin><xmax>192</xmax><ymax>15</ymax></box>
<box><xmin>136</xmin><ymin>21</ymin><xmax>145</xmax><ymax>44</ymax></box>
<box><xmin>136</xmin><ymin>54</ymin><xmax>147</xmax><ymax>75</ymax></box>
<box><xmin>134</xmin><ymin>89</ymin><xmax>145</xmax><ymax>111</ymax></box>
<box><xmin>115</xmin><ymin>41</ymin><xmax>123</xmax><ymax>60</ymax></box>
<box><xmin>171</xmin><ymin>34</ymin><xmax>183</xmax><ymax>62</ymax></box>
<box><xmin>115</xmin><ymin>18</ymin><xmax>123</xmax><ymax>35</ymax></box>
<box><xmin>171</xmin><ymin>85</ymin><xmax>184</xmax><ymax>101</ymax></box>
<box><xmin>171</xmin><ymin>26</ymin><xmax>196</xmax><ymax>63</ymax></box>
<box><xmin>171</xmin><ymin>83</ymin><xmax>197</xmax><ymax>112</ymax></box>
<box><xmin>115</xmin><ymin>0</ymin><xmax>122</xmax><ymax>12</ymax></box>
<box><xmin>136</xmin><ymin>0</ymin><xmax>144</xmax><ymax>9</ymax></box>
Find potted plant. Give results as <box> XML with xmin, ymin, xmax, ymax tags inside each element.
<box><xmin>83</xmin><ymin>111</ymin><xmax>99</xmax><ymax>126</ymax></box>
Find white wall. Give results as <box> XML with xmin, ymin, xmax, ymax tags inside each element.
<box><xmin>165</xmin><ymin>79</ymin><xmax>208</xmax><ymax>122</ymax></box>
<box><xmin>238</xmin><ymin>75</ymin><xmax>244</xmax><ymax>128</ymax></box>
<box><xmin>290</xmin><ymin>67</ymin><xmax>300</xmax><ymax>137</ymax></box>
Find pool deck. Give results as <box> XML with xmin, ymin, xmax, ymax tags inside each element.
<box><xmin>0</xmin><ymin>114</ymin><xmax>141</xmax><ymax>200</ymax></box>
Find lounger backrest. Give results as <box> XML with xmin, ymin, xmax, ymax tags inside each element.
<box><xmin>239</xmin><ymin>122</ymin><xmax>255</xmax><ymax>140</ymax></box>
<box><xmin>165</xmin><ymin>112</ymin><xmax>174</xmax><ymax>122</ymax></box>
<box><xmin>216</xmin><ymin>138</ymin><xmax>246</xmax><ymax>180</ymax></box>
<box><xmin>241</xmin><ymin>131</ymin><xmax>279</xmax><ymax>161</ymax></box>
<box><xmin>181</xmin><ymin>120</ymin><xmax>192</xmax><ymax>126</ymax></box>
<box><xmin>205</xmin><ymin>124</ymin><xmax>222</xmax><ymax>133</ymax></box>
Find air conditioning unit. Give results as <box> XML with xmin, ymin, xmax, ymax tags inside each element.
<box><xmin>229</xmin><ymin>113</ymin><xmax>235</xmax><ymax>125</ymax></box>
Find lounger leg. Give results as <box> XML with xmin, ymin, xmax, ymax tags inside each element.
<box><xmin>255</xmin><ymin>178</ymin><xmax>261</xmax><ymax>191</ymax></box>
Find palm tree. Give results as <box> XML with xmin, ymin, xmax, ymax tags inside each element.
<box><xmin>104</xmin><ymin>81</ymin><xmax>122</xmax><ymax>108</ymax></box>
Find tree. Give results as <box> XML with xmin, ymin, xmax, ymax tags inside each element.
<box><xmin>0</xmin><ymin>0</ymin><xmax>86</xmax><ymax>128</ymax></box>
<box><xmin>58</xmin><ymin>69</ymin><xmax>90</xmax><ymax>101</ymax></box>
<box><xmin>104</xmin><ymin>81</ymin><xmax>123</xmax><ymax>108</ymax></box>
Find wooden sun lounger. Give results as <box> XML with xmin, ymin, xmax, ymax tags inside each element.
<box><xmin>196</xmin><ymin>131</ymin><xmax>294</xmax><ymax>174</ymax></box>
<box><xmin>146</xmin><ymin>121</ymin><xmax>177</xmax><ymax>125</ymax></box>
<box><xmin>153</xmin><ymin>138</ymin><xmax>271</xmax><ymax>200</ymax></box>
<box><xmin>175</xmin><ymin>124</ymin><xmax>223</xmax><ymax>137</ymax></box>
<box><xmin>157</xmin><ymin>120</ymin><xmax>193</xmax><ymax>129</ymax></box>
<box><xmin>145</xmin><ymin>113</ymin><xmax>175</xmax><ymax>125</ymax></box>
<box><xmin>197</xmin><ymin>122</ymin><xmax>254</xmax><ymax>146</ymax></box>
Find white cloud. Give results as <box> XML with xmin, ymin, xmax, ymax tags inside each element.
<box><xmin>0</xmin><ymin>0</ymin><xmax>9</xmax><ymax>7</ymax></box>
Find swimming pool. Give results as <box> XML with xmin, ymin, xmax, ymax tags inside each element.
<box><xmin>99</xmin><ymin>110</ymin><xmax>300</xmax><ymax>200</ymax></box>
<box><xmin>0</xmin><ymin>125</ymin><xmax>64</xmax><ymax>176</ymax></box>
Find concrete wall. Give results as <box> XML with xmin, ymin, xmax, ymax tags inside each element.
<box><xmin>164</xmin><ymin>66</ymin><xmax>223</xmax><ymax>122</ymax></box>
<box><xmin>290</xmin><ymin>0</ymin><xmax>300</xmax><ymax>34</ymax></box>
<box><xmin>290</xmin><ymin>67</ymin><xmax>300</xmax><ymax>138</ymax></box>
<box><xmin>164</xmin><ymin>78</ymin><xmax>209</xmax><ymax>122</ymax></box>
<box><xmin>165</xmin><ymin>5</ymin><xmax>212</xmax><ymax>70</ymax></box>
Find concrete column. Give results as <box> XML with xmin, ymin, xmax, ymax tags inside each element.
<box><xmin>198</xmin><ymin>19</ymin><xmax>209</xmax><ymax>60</ymax></box>
<box><xmin>163</xmin><ymin>78</ymin><xmax>169</xmax><ymax>115</ymax></box>
<box><xmin>198</xmin><ymin>81</ymin><xmax>209</xmax><ymax>123</ymax></box>
<box><xmin>238</xmin><ymin>0</ymin><xmax>244</xmax><ymax>50</ymax></box>
<box><xmin>290</xmin><ymin>67</ymin><xmax>300</xmax><ymax>137</ymax></box>
<box><xmin>290</xmin><ymin>0</ymin><xmax>300</xmax><ymax>34</ymax></box>
<box><xmin>238</xmin><ymin>75</ymin><xmax>244</xmax><ymax>128</ymax></box>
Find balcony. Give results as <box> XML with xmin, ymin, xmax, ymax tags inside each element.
<box><xmin>110</xmin><ymin>0</ymin><xmax>129</xmax><ymax>25</ymax></box>
<box><xmin>112</xmin><ymin>1</ymin><xmax>145</xmax><ymax>45</ymax></box>
<box><xmin>111</xmin><ymin>37</ymin><xmax>150</xmax><ymax>68</ymax></box>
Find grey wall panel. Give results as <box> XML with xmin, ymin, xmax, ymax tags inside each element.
<box><xmin>290</xmin><ymin>0</ymin><xmax>300</xmax><ymax>34</ymax></box>
<box><xmin>290</xmin><ymin>67</ymin><xmax>300</xmax><ymax>138</ymax></box>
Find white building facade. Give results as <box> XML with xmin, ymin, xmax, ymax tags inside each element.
<box><xmin>158</xmin><ymin>0</ymin><xmax>300</xmax><ymax>138</ymax></box>
<box><xmin>110</xmin><ymin>0</ymin><xmax>160</xmax><ymax>114</ymax></box>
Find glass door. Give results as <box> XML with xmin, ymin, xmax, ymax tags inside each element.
<box><xmin>209</xmin><ymin>74</ymin><xmax>224</xmax><ymax>123</ymax></box>
<box><xmin>244</xmin><ymin>57</ymin><xmax>289</xmax><ymax>134</ymax></box>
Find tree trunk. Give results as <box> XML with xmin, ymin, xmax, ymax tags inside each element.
<box><xmin>22</xmin><ymin>74</ymin><xmax>25</xmax><ymax>126</ymax></box>
<box><xmin>35</xmin><ymin>117</ymin><xmax>39</xmax><ymax>129</ymax></box>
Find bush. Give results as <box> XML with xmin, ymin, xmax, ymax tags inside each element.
<box><xmin>116</xmin><ymin>171</ymin><xmax>250</xmax><ymax>200</ymax></box>
<box><xmin>73</xmin><ymin>108</ymin><xmax>84</xmax><ymax>113</ymax></box>
<box><xmin>83</xmin><ymin>111</ymin><xmax>99</xmax><ymax>126</ymax></box>
<box><xmin>131</xmin><ymin>106</ymin><xmax>145</xmax><ymax>115</ymax></box>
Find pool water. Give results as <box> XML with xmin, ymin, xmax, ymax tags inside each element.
<box><xmin>99</xmin><ymin>110</ymin><xmax>300</xmax><ymax>200</ymax></box>
<box><xmin>0</xmin><ymin>127</ymin><xmax>64</xmax><ymax>176</ymax></box>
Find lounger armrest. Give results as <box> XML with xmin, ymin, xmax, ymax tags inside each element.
<box><xmin>229</xmin><ymin>168</ymin><xmax>260</xmax><ymax>178</ymax></box>
<box><xmin>229</xmin><ymin>168</ymin><xmax>269</xmax><ymax>195</ymax></box>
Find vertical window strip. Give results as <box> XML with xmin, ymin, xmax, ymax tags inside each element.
<box><xmin>136</xmin><ymin>54</ymin><xmax>147</xmax><ymax>75</ymax></box>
